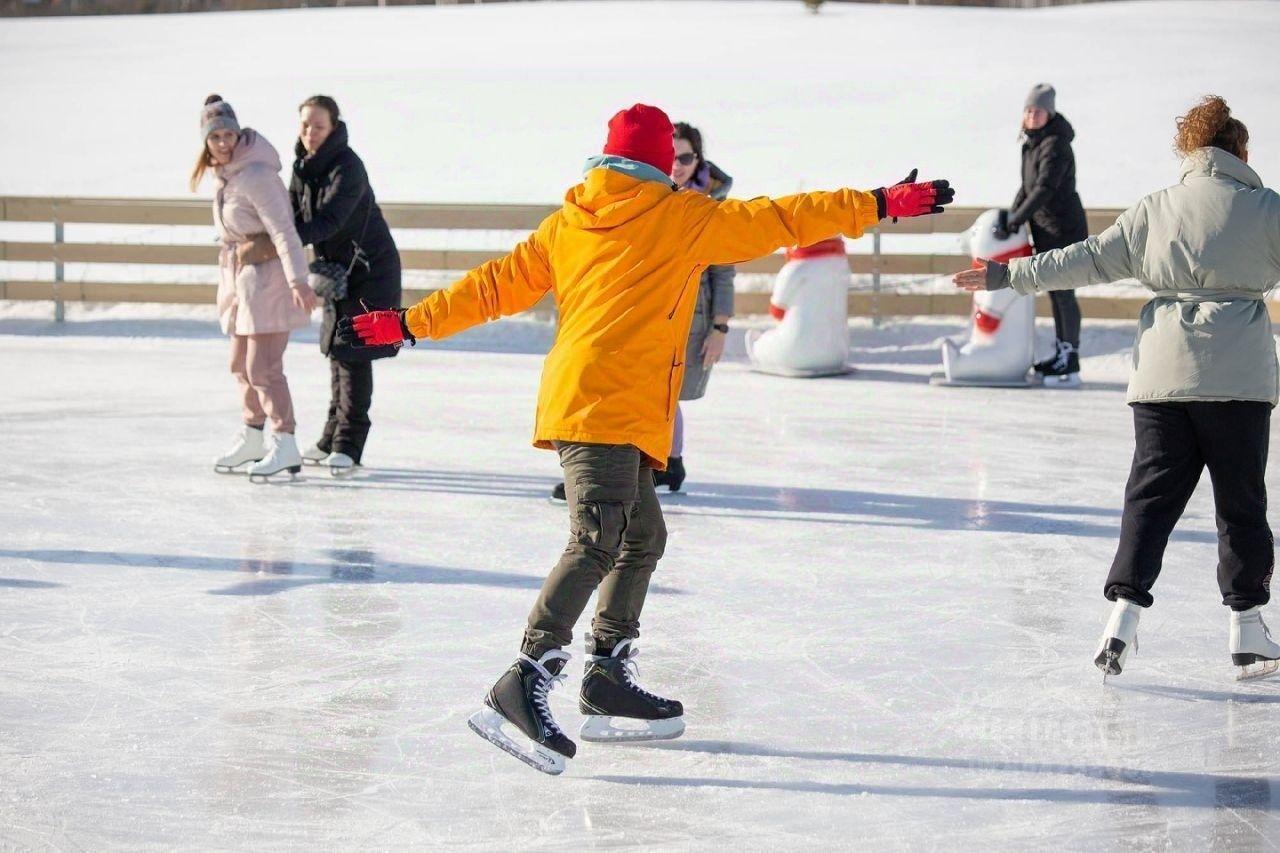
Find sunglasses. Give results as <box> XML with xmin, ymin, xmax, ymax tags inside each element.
<box><xmin>674</xmin><ymin>152</ymin><xmax>698</xmax><ymax>166</ymax></box>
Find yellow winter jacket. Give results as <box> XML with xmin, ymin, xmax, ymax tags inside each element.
<box><xmin>403</xmin><ymin>161</ymin><xmax>881</xmax><ymax>468</ymax></box>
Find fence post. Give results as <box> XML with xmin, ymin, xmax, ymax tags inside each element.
<box><xmin>871</xmin><ymin>227</ymin><xmax>881</xmax><ymax>328</ymax></box>
<box><xmin>53</xmin><ymin>201</ymin><xmax>65</xmax><ymax>323</ymax></box>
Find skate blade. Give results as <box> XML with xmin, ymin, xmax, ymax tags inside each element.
<box><xmin>1042</xmin><ymin>374</ymin><xmax>1082</xmax><ymax>390</ymax></box>
<box><xmin>329</xmin><ymin>466</ymin><xmax>359</xmax><ymax>479</ymax></box>
<box><xmin>248</xmin><ymin>466</ymin><xmax>303</xmax><ymax>485</ymax></box>
<box><xmin>1235</xmin><ymin>658</ymin><xmax>1280</xmax><ymax>682</ymax></box>
<box><xmin>579</xmin><ymin>714</ymin><xmax>685</xmax><ymax>743</ymax></box>
<box><xmin>214</xmin><ymin>460</ymin><xmax>260</xmax><ymax>474</ymax></box>
<box><xmin>467</xmin><ymin>707</ymin><xmax>566</xmax><ymax>775</ymax></box>
<box><xmin>1094</xmin><ymin>637</ymin><xmax>1132</xmax><ymax>678</ymax></box>
<box><xmin>301</xmin><ymin>458</ymin><xmax>324</xmax><ymax>467</ymax></box>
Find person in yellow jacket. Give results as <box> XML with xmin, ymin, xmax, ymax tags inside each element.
<box><xmin>342</xmin><ymin>104</ymin><xmax>953</xmax><ymax>775</ymax></box>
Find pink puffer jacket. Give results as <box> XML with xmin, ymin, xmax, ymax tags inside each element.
<box><xmin>212</xmin><ymin>129</ymin><xmax>311</xmax><ymax>336</ymax></box>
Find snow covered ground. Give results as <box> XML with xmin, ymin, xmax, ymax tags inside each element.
<box><xmin>2</xmin><ymin>304</ymin><xmax>1278</xmax><ymax>849</ymax></box>
<box><xmin>1</xmin><ymin>1</ymin><xmax>1277</xmax><ymax>206</ymax></box>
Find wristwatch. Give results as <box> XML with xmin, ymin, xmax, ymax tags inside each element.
<box><xmin>712</xmin><ymin>322</ymin><xmax>730</xmax><ymax>334</ymax></box>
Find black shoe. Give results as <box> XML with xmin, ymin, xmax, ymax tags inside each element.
<box><xmin>550</xmin><ymin>482</ymin><xmax>566</xmax><ymax>503</ymax></box>
<box><xmin>662</xmin><ymin>457</ymin><xmax>685</xmax><ymax>492</ymax></box>
<box><xmin>485</xmin><ymin>650</ymin><xmax>576</xmax><ymax>760</ymax></box>
<box><xmin>580</xmin><ymin>638</ymin><xmax>683</xmax><ymax>721</ymax></box>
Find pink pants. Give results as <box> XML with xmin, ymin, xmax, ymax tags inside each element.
<box><xmin>229</xmin><ymin>333</ymin><xmax>295</xmax><ymax>434</ymax></box>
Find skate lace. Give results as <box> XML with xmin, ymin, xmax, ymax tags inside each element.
<box><xmin>520</xmin><ymin>653</ymin><xmax>567</xmax><ymax>736</ymax></box>
<box><xmin>1052</xmin><ymin>342</ymin><xmax>1075</xmax><ymax>371</ymax></box>
<box><xmin>619</xmin><ymin>650</ymin><xmax>666</xmax><ymax>704</ymax></box>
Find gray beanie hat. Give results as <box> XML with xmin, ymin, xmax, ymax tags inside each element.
<box><xmin>1024</xmin><ymin>83</ymin><xmax>1056</xmax><ymax>116</ymax></box>
<box><xmin>200</xmin><ymin>97</ymin><xmax>240</xmax><ymax>140</ymax></box>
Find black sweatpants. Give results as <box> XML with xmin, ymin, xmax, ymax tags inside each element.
<box><xmin>317</xmin><ymin>358</ymin><xmax>374</xmax><ymax>464</ymax></box>
<box><xmin>1106</xmin><ymin>401</ymin><xmax>1274</xmax><ymax>610</ymax></box>
<box><xmin>1049</xmin><ymin>290</ymin><xmax>1081</xmax><ymax>348</ymax></box>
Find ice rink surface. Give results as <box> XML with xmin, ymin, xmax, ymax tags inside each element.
<box><xmin>2</xmin><ymin>308</ymin><xmax>1278</xmax><ymax>850</ymax></box>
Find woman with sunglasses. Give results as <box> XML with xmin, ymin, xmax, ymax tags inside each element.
<box><xmin>549</xmin><ymin>121</ymin><xmax>734</xmax><ymax>501</ymax></box>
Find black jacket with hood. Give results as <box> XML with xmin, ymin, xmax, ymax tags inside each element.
<box><xmin>1009</xmin><ymin>113</ymin><xmax>1089</xmax><ymax>252</ymax></box>
<box><xmin>290</xmin><ymin>121</ymin><xmax>401</xmax><ymax>361</ymax></box>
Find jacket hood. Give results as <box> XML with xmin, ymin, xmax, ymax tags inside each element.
<box><xmin>706</xmin><ymin>161</ymin><xmax>733</xmax><ymax>200</ymax></box>
<box><xmin>1027</xmin><ymin>113</ymin><xmax>1075</xmax><ymax>145</ymax></box>
<box><xmin>294</xmin><ymin>121</ymin><xmax>350</xmax><ymax>177</ymax></box>
<box><xmin>1180</xmin><ymin>146</ymin><xmax>1262</xmax><ymax>189</ymax></box>
<box><xmin>217</xmin><ymin>129</ymin><xmax>282</xmax><ymax>181</ymax></box>
<box><xmin>562</xmin><ymin>166</ymin><xmax>675</xmax><ymax>231</ymax></box>
<box><xmin>685</xmin><ymin>161</ymin><xmax>734</xmax><ymax>200</ymax></box>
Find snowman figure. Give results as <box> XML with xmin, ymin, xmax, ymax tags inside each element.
<box><xmin>746</xmin><ymin>237</ymin><xmax>852</xmax><ymax>377</ymax></box>
<box><xmin>935</xmin><ymin>208</ymin><xmax>1036</xmax><ymax>386</ymax></box>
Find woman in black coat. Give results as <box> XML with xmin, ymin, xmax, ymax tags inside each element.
<box><xmin>998</xmin><ymin>84</ymin><xmax>1089</xmax><ymax>387</ymax></box>
<box><xmin>291</xmin><ymin>96</ymin><xmax>402</xmax><ymax>474</ymax></box>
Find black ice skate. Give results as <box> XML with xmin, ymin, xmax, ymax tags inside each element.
<box><xmin>1038</xmin><ymin>342</ymin><xmax>1081</xmax><ymax>389</ymax></box>
<box><xmin>1032</xmin><ymin>340</ymin><xmax>1064</xmax><ymax>374</ymax></box>
<box><xmin>651</xmin><ymin>457</ymin><xmax>685</xmax><ymax>493</ymax></box>
<box><xmin>549</xmin><ymin>482</ymin><xmax>567</xmax><ymax>504</ymax></box>
<box><xmin>579</xmin><ymin>637</ymin><xmax>684</xmax><ymax>743</ymax></box>
<box><xmin>467</xmin><ymin>650</ymin><xmax>576</xmax><ymax>775</ymax></box>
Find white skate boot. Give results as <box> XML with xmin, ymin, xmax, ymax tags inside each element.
<box><xmin>1230</xmin><ymin>607</ymin><xmax>1280</xmax><ymax>681</ymax></box>
<box><xmin>214</xmin><ymin>424</ymin><xmax>265</xmax><ymax>474</ymax></box>
<box><xmin>1094</xmin><ymin>598</ymin><xmax>1142</xmax><ymax>680</ymax></box>
<box><xmin>301</xmin><ymin>443</ymin><xmax>328</xmax><ymax>466</ymax></box>
<box><xmin>248</xmin><ymin>433</ymin><xmax>303</xmax><ymax>484</ymax></box>
<box><xmin>328</xmin><ymin>452</ymin><xmax>358</xmax><ymax>478</ymax></box>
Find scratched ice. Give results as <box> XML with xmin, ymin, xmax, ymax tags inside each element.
<box><xmin>1</xmin><ymin>308</ymin><xmax>1277</xmax><ymax>849</ymax></box>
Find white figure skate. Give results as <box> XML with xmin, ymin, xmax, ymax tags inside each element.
<box><xmin>247</xmin><ymin>433</ymin><xmax>303</xmax><ymax>484</ymax></box>
<box><xmin>1094</xmin><ymin>598</ymin><xmax>1142</xmax><ymax>680</ymax></box>
<box><xmin>1230</xmin><ymin>606</ymin><xmax>1280</xmax><ymax>681</ymax></box>
<box><xmin>214</xmin><ymin>424</ymin><xmax>265</xmax><ymax>474</ymax></box>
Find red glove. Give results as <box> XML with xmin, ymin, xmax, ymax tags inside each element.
<box><xmin>342</xmin><ymin>309</ymin><xmax>415</xmax><ymax>348</ymax></box>
<box><xmin>874</xmin><ymin>169</ymin><xmax>954</xmax><ymax>221</ymax></box>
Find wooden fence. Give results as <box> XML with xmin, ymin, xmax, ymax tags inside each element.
<box><xmin>0</xmin><ymin>195</ymin><xmax>1164</xmax><ymax>323</ymax></box>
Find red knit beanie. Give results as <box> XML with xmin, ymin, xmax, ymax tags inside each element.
<box><xmin>603</xmin><ymin>104</ymin><xmax>675</xmax><ymax>176</ymax></box>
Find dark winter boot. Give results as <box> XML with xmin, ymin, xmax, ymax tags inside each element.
<box><xmin>467</xmin><ymin>650</ymin><xmax>576</xmax><ymax>774</ymax></box>
<box><xmin>578</xmin><ymin>637</ymin><xmax>684</xmax><ymax>742</ymax></box>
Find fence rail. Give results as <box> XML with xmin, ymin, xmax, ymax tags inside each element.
<box><xmin>1</xmin><ymin>195</ymin><xmax>1166</xmax><ymax>321</ymax></box>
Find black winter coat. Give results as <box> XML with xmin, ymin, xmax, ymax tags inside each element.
<box><xmin>290</xmin><ymin>122</ymin><xmax>402</xmax><ymax>361</ymax></box>
<box><xmin>1008</xmin><ymin>113</ymin><xmax>1089</xmax><ymax>252</ymax></box>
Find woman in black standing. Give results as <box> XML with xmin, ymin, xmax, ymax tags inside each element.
<box><xmin>291</xmin><ymin>95</ymin><xmax>402</xmax><ymax>475</ymax></box>
<box><xmin>997</xmin><ymin>83</ymin><xmax>1089</xmax><ymax>387</ymax></box>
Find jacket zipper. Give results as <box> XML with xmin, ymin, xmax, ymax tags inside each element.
<box><xmin>667</xmin><ymin>266</ymin><xmax>701</xmax><ymax>319</ymax></box>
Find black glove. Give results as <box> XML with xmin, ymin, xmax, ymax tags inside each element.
<box><xmin>993</xmin><ymin>209</ymin><xmax>1012</xmax><ymax>241</ymax></box>
<box><xmin>335</xmin><ymin>314</ymin><xmax>362</xmax><ymax>348</ymax></box>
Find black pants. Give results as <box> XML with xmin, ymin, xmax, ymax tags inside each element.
<box><xmin>1049</xmin><ymin>290</ymin><xmax>1081</xmax><ymax>348</ymax></box>
<box><xmin>1107</xmin><ymin>401</ymin><xmax>1274</xmax><ymax>610</ymax></box>
<box><xmin>317</xmin><ymin>358</ymin><xmax>373</xmax><ymax>464</ymax></box>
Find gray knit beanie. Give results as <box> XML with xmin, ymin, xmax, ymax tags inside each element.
<box><xmin>200</xmin><ymin>96</ymin><xmax>240</xmax><ymax>140</ymax></box>
<box><xmin>1024</xmin><ymin>83</ymin><xmax>1056</xmax><ymax>116</ymax></box>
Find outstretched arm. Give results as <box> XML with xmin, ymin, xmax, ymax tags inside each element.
<box><xmin>344</xmin><ymin>216</ymin><xmax>556</xmax><ymax>346</ymax></box>
<box><xmin>954</xmin><ymin>209</ymin><xmax>1137</xmax><ymax>294</ymax></box>
<box><xmin>683</xmin><ymin>172</ymin><xmax>952</xmax><ymax>266</ymax></box>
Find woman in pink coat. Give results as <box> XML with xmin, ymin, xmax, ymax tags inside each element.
<box><xmin>191</xmin><ymin>95</ymin><xmax>316</xmax><ymax>482</ymax></box>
